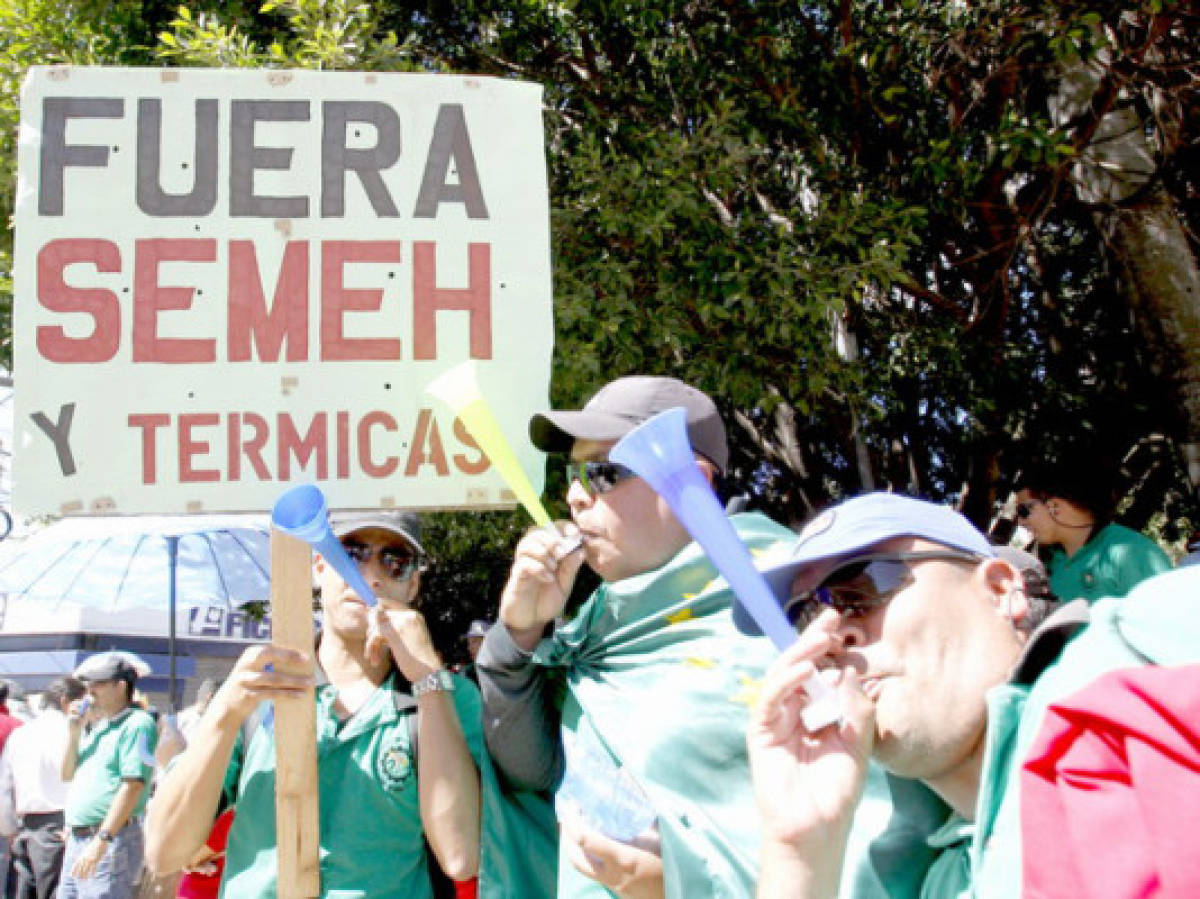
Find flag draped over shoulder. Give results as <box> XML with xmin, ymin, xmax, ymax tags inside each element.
<box><xmin>533</xmin><ymin>512</ymin><xmax>791</xmax><ymax>897</ymax></box>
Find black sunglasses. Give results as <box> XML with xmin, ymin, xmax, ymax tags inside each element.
<box><xmin>340</xmin><ymin>540</ymin><xmax>420</xmax><ymax>581</ymax></box>
<box><xmin>565</xmin><ymin>460</ymin><xmax>638</xmax><ymax>496</ymax></box>
<box><xmin>782</xmin><ymin>549</ymin><xmax>984</xmax><ymax>631</ymax></box>
<box><xmin>1015</xmin><ymin>500</ymin><xmax>1041</xmax><ymax>519</ymax></box>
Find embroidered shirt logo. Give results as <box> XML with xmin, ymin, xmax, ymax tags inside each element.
<box><xmin>378</xmin><ymin>732</ymin><xmax>414</xmax><ymax>793</ymax></box>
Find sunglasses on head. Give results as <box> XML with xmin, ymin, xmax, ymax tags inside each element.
<box><xmin>782</xmin><ymin>549</ymin><xmax>984</xmax><ymax>631</ymax></box>
<box><xmin>565</xmin><ymin>460</ymin><xmax>638</xmax><ymax>496</ymax></box>
<box><xmin>340</xmin><ymin>540</ymin><xmax>419</xmax><ymax>581</ymax></box>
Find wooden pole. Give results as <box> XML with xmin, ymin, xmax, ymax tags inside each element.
<box><xmin>270</xmin><ymin>528</ymin><xmax>321</xmax><ymax>898</ymax></box>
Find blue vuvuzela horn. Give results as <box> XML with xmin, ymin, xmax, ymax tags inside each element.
<box><xmin>272</xmin><ymin>484</ymin><xmax>376</xmax><ymax>607</ymax></box>
<box><xmin>610</xmin><ymin>407</ymin><xmax>840</xmax><ymax>731</ymax></box>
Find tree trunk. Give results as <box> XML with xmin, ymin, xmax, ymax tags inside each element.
<box><xmin>1100</xmin><ymin>184</ymin><xmax>1200</xmax><ymax>496</ymax></box>
<box><xmin>1052</xmin><ymin>46</ymin><xmax>1200</xmax><ymax>499</ymax></box>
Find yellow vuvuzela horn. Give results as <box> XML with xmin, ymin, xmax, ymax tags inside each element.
<box><xmin>426</xmin><ymin>361</ymin><xmax>553</xmax><ymax>528</ymax></box>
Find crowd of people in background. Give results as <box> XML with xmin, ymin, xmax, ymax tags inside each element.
<box><xmin>0</xmin><ymin>373</ymin><xmax>1196</xmax><ymax>898</ymax></box>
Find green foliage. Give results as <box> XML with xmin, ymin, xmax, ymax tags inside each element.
<box><xmin>0</xmin><ymin>0</ymin><xmax>175</xmax><ymax>365</ymax></box>
<box><xmin>155</xmin><ymin>1</ymin><xmax>422</xmax><ymax>71</ymax></box>
<box><xmin>414</xmin><ymin>508</ymin><xmax>527</xmax><ymax>664</ymax></box>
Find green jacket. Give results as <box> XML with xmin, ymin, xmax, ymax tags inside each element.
<box><xmin>919</xmin><ymin>566</ymin><xmax>1200</xmax><ymax>897</ymax></box>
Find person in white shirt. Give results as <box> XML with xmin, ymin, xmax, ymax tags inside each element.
<box><xmin>175</xmin><ymin>679</ymin><xmax>217</xmax><ymax>745</ymax></box>
<box><xmin>0</xmin><ymin>676</ymin><xmax>87</xmax><ymax>899</ymax></box>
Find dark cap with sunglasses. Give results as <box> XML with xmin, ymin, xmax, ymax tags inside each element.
<box><xmin>735</xmin><ymin>492</ymin><xmax>995</xmax><ymax>637</ymax></box>
<box><xmin>529</xmin><ymin>375</ymin><xmax>729</xmax><ymax>471</ymax></box>
<box><xmin>330</xmin><ymin>510</ymin><xmax>425</xmax><ymax>558</ymax></box>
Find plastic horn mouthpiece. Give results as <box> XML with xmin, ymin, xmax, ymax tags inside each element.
<box><xmin>610</xmin><ymin>408</ymin><xmax>840</xmax><ymax>731</ymax></box>
<box><xmin>272</xmin><ymin>484</ymin><xmax>377</xmax><ymax>607</ymax></box>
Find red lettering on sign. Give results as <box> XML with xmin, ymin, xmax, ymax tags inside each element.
<box><xmin>412</xmin><ymin>241</ymin><xmax>492</xmax><ymax>360</ymax></box>
<box><xmin>405</xmin><ymin>408</ymin><xmax>449</xmax><ymax>476</ymax></box>
<box><xmin>227</xmin><ymin>412</ymin><xmax>271</xmax><ymax>480</ymax></box>
<box><xmin>320</xmin><ymin>241</ymin><xmax>402</xmax><ymax>361</ymax></box>
<box><xmin>358</xmin><ymin>411</ymin><xmax>399</xmax><ymax>478</ymax></box>
<box><xmin>452</xmin><ymin>417</ymin><xmax>491</xmax><ymax>474</ymax></box>
<box><xmin>127</xmin><ymin>407</ymin><xmax>495</xmax><ymax>486</ymax></box>
<box><xmin>277</xmin><ymin>412</ymin><xmax>328</xmax><ymax>479</ymax></box>
<box><xmin>36</xmin><ymin>239</ymin><xmax>122</xmax><ymax>363</ymax></box>
<box><xmin>179</xmin><ymin>413</ymin><xmax>221</xmax><ymax>482</ymax></box>
<box><xmin>128</xmin><ymin>413</ymin><xmax>171</xmax><ymax>484</ymax></box>
<box><xmin>227</xmin><ymin>240</ymin><xmax>309</xmax><ymax>362</ymax></box>
<box><xmin>133</xmin><ymin>239</ymin><xmax>218</xmax><ymax>363</ymax></box>
<box><xmin>336</xmin><ymin>411</ymin><xmax>351</xmax><ymax>479</ymax></box>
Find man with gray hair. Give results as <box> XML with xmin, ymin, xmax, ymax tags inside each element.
<box><xmin>743</xmin><ymin>492</ymin><xmax>1200</xmax><ymax>897</ymax></box>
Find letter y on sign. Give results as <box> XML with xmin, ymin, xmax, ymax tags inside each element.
<box><xmin>31</xmin><ymin>403</ymin><xmax>77</xmax><ymax>475</ymax></box>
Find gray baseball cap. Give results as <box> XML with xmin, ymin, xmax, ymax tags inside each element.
<box><xmin>529</xmin><ymin>376</ymin><xmax>728</xmax><ymax>471</ymax></box>
<box><xmin>330</xmin><ymin>510</ymin><xmax>425</xmax><ymax>557</ymax></box>
<box><xmin>736</xmin><ymin>492</ymin><xmax>995</xmax><ymax>636</ymax></box>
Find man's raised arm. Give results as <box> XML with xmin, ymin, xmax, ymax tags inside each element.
<box><xmin>144</xmin><ymin>644</ymin><xmax>312</xmax><ymax>874</ymax></box>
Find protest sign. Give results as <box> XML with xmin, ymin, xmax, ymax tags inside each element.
<box><xmin>14</xmin><ymin>66</ymin><xmax>554</xmax><ymax>517</ymax></box>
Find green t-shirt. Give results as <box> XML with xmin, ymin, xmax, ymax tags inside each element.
<box><xmin>65</xmin><ymin>706</ymin><xmax>157</xmax><ymax>826</ymax></box>
<box><xmin>220</xmin><ymin>671</ymin><xmax>483</xmax><ymax>899</ymax></box>
<box><xmin>1048</xmin><ymin>522</ymin><xmax>1171</xmax><ymax>604</ymax></box>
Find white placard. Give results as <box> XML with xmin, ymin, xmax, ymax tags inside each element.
<box><xmin>14</xmin><ymin>67</ymin><xmax>554</xmax><ymax>516</ymax></box>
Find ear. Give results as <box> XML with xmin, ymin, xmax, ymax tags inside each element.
<box><xmin>980</xmin><ymin>557</ymin><xmax>1030</xmax><ymax>625</ymax></box>
<box><xmin>696</xmin><ymin>457</ymin><xmax>718</xmax><ymax>486</ymax></box>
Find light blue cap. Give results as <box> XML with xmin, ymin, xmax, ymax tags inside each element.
<box><xmin>735</xmin><ymin>492</ymin><xmax>995</xmax><ymax>636</ymax></box>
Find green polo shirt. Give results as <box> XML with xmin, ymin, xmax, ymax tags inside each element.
<box><xmin>1048</xmin><ymin>522</ymin><xmax>1170</xmax><ymax>604</ymax></box>
<box><xmin>65</xmin><ymin>706</ymin><xmax>157</xmax><ymax>827</ymax></box>
<box><xmin>220</xmin><ymin>671</ymin><xmax>483</xmax><ymax>899</ymax></box>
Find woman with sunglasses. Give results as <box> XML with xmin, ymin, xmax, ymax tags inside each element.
<box><xmin>1013</xmin><ymin>458</ymin><xmax>1170</xmax><ymax>603</ymax></box>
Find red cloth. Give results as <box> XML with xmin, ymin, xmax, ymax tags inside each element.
<box><xmin>455</xmin><ymin>878</ymin><xmax>478</xmax><ymax>899</ymax></box>
<box><xmin>1021</xmin><ymin>663</ymin><xmax>1200</xmax><ymax>898</ymax></box>
<box><xmin>0</xmin><ymin>707</ymin><xmax>22</xmax><ymax>754</ymax></box>
<box><xmin>176</xmin><ymin>808</ymin><xmax>235</xmax><ymax>899</ymax></box>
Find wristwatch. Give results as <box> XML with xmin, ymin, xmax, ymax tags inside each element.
<box><xmin>96</xmin><ymin>829</ymin><xmax>115</xmax><ymax>843</ymax></box>
<box><xmin>411</xmin><ymin>669</ymin><xmax>455</xmax><ymax>698</ymax></box>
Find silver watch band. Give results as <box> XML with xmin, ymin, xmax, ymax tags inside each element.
<box><xmin>411</xmin><ymin>669</ymin><xmax>454</xmax><ymax>698</ymax></box>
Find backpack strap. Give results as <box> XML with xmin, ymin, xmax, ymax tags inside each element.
<box><xmin>1011</xmin><ymin>599</ymin><xmax>1091</xmax><ymax>685</ymax></box>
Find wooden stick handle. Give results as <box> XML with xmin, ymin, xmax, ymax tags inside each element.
<box><xmin>270</xmin><ymin>528</ymin><xmax>321</xmax><ymax>898</ymax></box>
